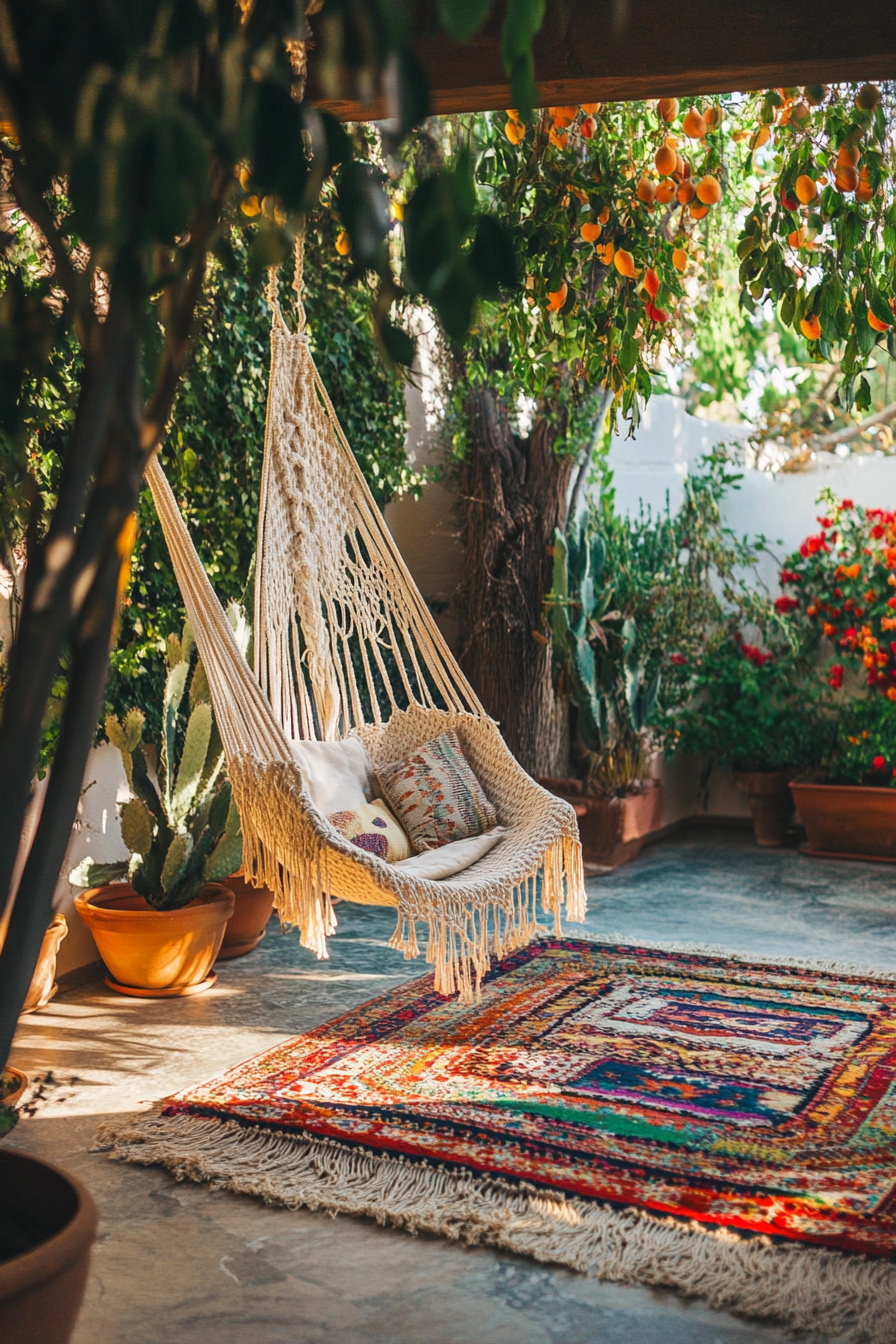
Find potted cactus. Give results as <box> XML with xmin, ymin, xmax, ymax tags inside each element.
<box><xmin>539</xmin><ymin>521</ymin><xmax>663</xmax><ymax>869</ymax></box>
<box><xmin>70</xmin><ymin>624</ymin><xmax>240</xmax><ymax>996</ymax></box>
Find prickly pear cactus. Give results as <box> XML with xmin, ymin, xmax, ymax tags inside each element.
<box><xmin>69</xmin><ymin>619</ymin><xmax>242</xmax><ymax>910</ymax></box>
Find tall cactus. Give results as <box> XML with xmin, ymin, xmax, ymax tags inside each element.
<box><xmin>545</xmin><ymin>517</ymin><xmax>661</xmax><ymax>786</ymax></box>
<box><xmin>70</xmin><ymin>620</ymin><xmax>242</xmax><ymax>910</ymax></box>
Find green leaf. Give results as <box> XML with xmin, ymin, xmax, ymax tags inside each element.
<box><xmin>68</xmin><ymin>858</ymin><xmax>128</xmax><ymax>889</ymax></box>
<box><xmin>438</xmin><ymin>0</ymin><xmax>494</xmax><ymax>43</ymax></box>
<box><xmin>171</xmin><ymin>701</ymin><xmax>213</xmax><ymax>823</ymax></box>
<box><xmin>120</xmin><ymin>797</ymin><xmax>154</xmax><ymax>856</ymax></box>
<box><xmin>161</xmin><ymin>831</ymin><xmax>193</xmax><ymax>894</ymax></box>
<box><xmin>855</xmin><ymin>375</ymin><xmax>872</xmax><ymax>413</ymax></box>
<box><xmin>500</xmin><ymin>0</ymin><xmax>546</xmax><ymax>116</ymax></box>
<box><xmin>203</xmin><ymin>833</ymin><xmax>243</xmax><ymax>883</ymax></box>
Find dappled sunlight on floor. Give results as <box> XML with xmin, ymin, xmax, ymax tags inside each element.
<box><xmin>9</xmin><ymin>827</ymin><xmax>890</xmax><ymax>1343</ymax></box>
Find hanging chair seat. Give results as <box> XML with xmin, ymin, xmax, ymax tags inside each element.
<box><xmin>145</xmin><ymin>256</ymin><xmax>585</xmax><ymax>1002</ymax></box>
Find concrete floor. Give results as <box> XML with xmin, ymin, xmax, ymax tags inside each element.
<box><xmin>9</xmin><ymin>827</ymin><xmax>896</xmax><ymax>1344</ymax></box>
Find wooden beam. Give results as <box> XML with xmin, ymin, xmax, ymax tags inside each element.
<box><xmin>308</xmin><ymin>1</ymin><xmax>896</xmax><ymax>121</ymax></box>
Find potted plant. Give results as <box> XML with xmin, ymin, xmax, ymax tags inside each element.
<box><xmin>540</xmin><ymin>519</ymin><xmax>663</xmax><ymax>867</ymax></box>
<box><xmin>676</xmin><ymin>629</ymin><xmax>831</xmax><ymax>846</ymax></box>
<box><xmin>70</xmin><ymin>625</ymin><xmax>239</xmax><ymax>995</ymax></box>
<box><xmin>781</xmin><ymin>494</ymin><xmax>896</xmax><ymax>859</ymax></box>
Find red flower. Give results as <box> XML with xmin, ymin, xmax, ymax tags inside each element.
<box><xmin>775</xmin><ymin>596</ymin><xmax>799</xmax><ymax>614</ymax></box>
<box><xmin>874</xmin><ymin>755</ymin><xmax>886</xmax><ymax>770</ymax></box>
<box><xmin>779</xmin><ymin>569</ymin><xmax>801</xmax><ymax>585</ymax></box>
<box><xmin>829</xmin><ymin>664</ymin><xmax>844</xmax><ymax>689</ymax></box>
<box><xmin>841</xmin><ymin>498</ymin><xmax>854</xmax><ymax>509</ymax></box>
<box><xmin>645</xmin><ymin>300</ymin><xmax>668</xmax><ymax>324</ymax></box>
<box><xmin>669</xmin><ymin>652</ymin><xmax>687</xmax><ymax>665</ymax></box>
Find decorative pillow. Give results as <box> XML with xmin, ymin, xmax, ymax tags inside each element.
<box><xmin>394</xmin><ymin>828</ymin><xmax>505</xmax><ymax>879</ymax></box>
<box><xmin>288</xmin><ymin>736</ymin><xmax>371</xmax><ymax>816</ymax></box>
<box><xmin>377</xmin><ymin>731</ymin><xmax>497</xmax><ymax>851</ymax></box>
<box><xmin>327</xmin><ymin>799</ymin><xmax>412</xmax><ymax>863</ymax></box>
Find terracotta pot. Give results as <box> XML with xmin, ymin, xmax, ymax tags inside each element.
<box><xmin>539</xmin><ymin>778</ymin><xmax>664</xmax><ymax>868</ymax></box>
<box><xmin>734</xmin><ymin>771</ymin><xmax>794</xmax><ymax>847</ymax></box>
<box><xmin>0</xmin><ymin>1148</ymin><xmax>98</xmax><ymax>1344</ymax></box>
<box><xmin>74</xmin><ymin>883</ymin><xmax>234</xmax><ymax>996</ymax></box>
<box><xmin>218</xmin><ymin>872</ymin><xmax>276</xmax><ymax>960</ymax></box>
<box><xmin>20</xmin><ymin>914</ymin><xmax>68</xmax><ymax>1014</ymax></box>
<box><xmin>791</xmin><ymin>782</ymin><xmax>896</xmax><ymax>860</ymax></box>
<box><xmin>2</xmin><ymin>1067</ymin><xmax>29</xmax><ymax>1113</ymax></box>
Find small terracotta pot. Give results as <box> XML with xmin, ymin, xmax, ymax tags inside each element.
<box><xmin>218</xmin><ymin>872</ymin><xmax>276</xmax><ymax>960</ymax></box>
<box><xmin>0</xmin><ymin>1148</ymin><xmax>98</xmax><ymax>1344</ymax></box>
<box><xmin>538</xmin><ymin>778</ymin><xmax>663</xmax><ymax>869</ymax></box>
<box><xmin>74</xmin><ymin>883</ymin><xmax>234</xmax><ymax>996</ymax></box>
<box><xmin>2</xmin><ymin>1067</ymin><xmax>29</xmax><ymax>1113</ymax></box>
<box><xmin>20</xmin><ymin>913</ymin><xmax>68</xmax><ymax>1014</ymax></box>
<box><xmin>734</xmin><ymin>771</ymin><xmax>794</xmax><ymax>847</ymax></box>
<box><xmin>791</xmin><ymin>782</ymin><xmax>896</xmax><ymax>860</ymax></box>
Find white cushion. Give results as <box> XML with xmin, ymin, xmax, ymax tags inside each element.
<box><xmin>288</xmin><ymin>737</ymin><xmax>371</xmax><ymax>816</ymax></box>
<box><xmin>393</xmin><ymin>828</ymin><xmax>506</xmax><ymax>880</ymax></box>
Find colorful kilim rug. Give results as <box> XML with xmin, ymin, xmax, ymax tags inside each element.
<box><xmin>100</xmin><ymin>940</ymin><xmax>896</xmax><ymax>1341</ymax></box>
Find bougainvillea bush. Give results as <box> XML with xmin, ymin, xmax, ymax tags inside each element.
<box><xmin>780</xmin><ymin>490</ymin><xmax>896</xmax><ymax>699</ymax></box>
<box><xmin>778</xmin><ymin>490</ymin><xmax>896</xmax><ymax>785</ymax></box>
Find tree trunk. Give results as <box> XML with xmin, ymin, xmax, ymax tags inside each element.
<box><xmin>457</xmin><ymin>388</ymin><xmax>575</xmax><ymax>777</ymax></box>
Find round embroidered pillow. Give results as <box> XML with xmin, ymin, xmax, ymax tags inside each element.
<box><xmin>327</xmin><ymin>799</ymin><xmax>412</xmax><ymax>863</ymax></box>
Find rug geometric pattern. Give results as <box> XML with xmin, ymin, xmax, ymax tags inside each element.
<box><xmin>166</xmin><ymin>939</ymin><xmax>896</xmax><ymax>1256</ymax></box>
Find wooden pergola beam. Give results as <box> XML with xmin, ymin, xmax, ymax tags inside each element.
<box><xmin>308</xmin><ymin>1</ymin><xmax>896</xmax><ymax>122</ymax></box>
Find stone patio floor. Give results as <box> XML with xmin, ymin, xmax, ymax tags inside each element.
<box><xmin>8</xmin><ymin>826</ymin><xmax>896</xmax><ymax>1344</ymax></box>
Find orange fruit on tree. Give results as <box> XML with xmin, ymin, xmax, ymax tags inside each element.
<box><xmin>751</xmin><ymin>125</ymin><xmax>771</xmax><ymax>149</ymax></box>
<box><xmin>654</xmin><ymin>143</ymin><xmax>677</xmax><ymax>175</ymax></box>
<box><xmin>550</xmin><ymin>106</ymin><xmax>576</xmax><ymax>128</ymax></box>
<box><xmin>800</xmin><ymin>314</ymin><xmax>822</xmax><ymax>340</ymax></box>
<box><xmin>795</xmin><ymin>174</ymin><xmax>818</xmax><ymax>204</ymax></box>
<box><xmin>505</xmin><ymin>119</ymin><xmax>525</xmax><ymax>145</ymax></box>
<box><xmin>581</xmin><ymin>116</ymin><xmax>596</xmax><ymax>140</ymax></box>
<box><xmin>682</xmin><ymin>107</ymin><xmax>707</xmax><ymax>139</ymax></box>
<box><xmin>335</xmin><ymin>229</ymin><xmax>350</xmax><ymax>255</ymax></box>
<box><xmin>696</xmin><ymin>174</ymin><xmax>722</xmax><ymax>204</ymax></box>
<box><xmin>788</xmin><ymin>225</ymin><xmax>808</xmax><ymax>248</ymax></box>
<box><xmin>690</xmin><ymin>202</ymin><xmax>710</xmax><ymax>219</ymax></box>
<box><xmin>644</xmin><ymin>266</ymin><xmax>660</xmax><ymax>298</ymax></box>
<box><xmin>598</xmin><ymin>206</ymin><xmax>611</xmax><ymax>224</ymax></box>
<box><xmin>856</xmin><ymin>83</ymin><xmax>881</xmax><ymax>111</ymax></box>
<box><xmin>658</xmin><ymin>97</ymin><xmax>679</xmax><ymax>123</ymax></box>
<box><xmin>655</xmin><ymin>180</ymin><xmax>677</xmax><ymax>204</ymax></box>
<box><xmin>837</xmin><ymin>143</ymin><xmax>861</xmax><ymax>169</ymax></box>
<box><xmin>868</xmin><ymin>312</ymin><xmax>891</xmax><ymax>333</ymax></box>
<box><xmin>581</xmin><ymin>103</ymin><xmax>600</xmax><ymax>115</ymax></box>
<box><xmin>636</xmin><ymin>176</ymin><xmax>657</xmax><ymax>205</ymax></box>
<box><xmin>549</xmin><ymin>127</ymin><xmax>568</xmax><ymax>150</ymax></box>
<box><xmin>547</xmin><ymin>282</ymin><xmax>568</xmax><ymax>312</ymax></box>
<box><xmin>614</xmin><ymin>248</ymin><xmax>637</xmax><ymax>278</ymax></box>
<box><xmin>241</xmin><ymin>194</ymin><xmax>261</xmax><ymax>217</ymax></box>
<box><xmin>676</xmin><ymin>179</ymin><xmax>696</xmax><ymax>204</ymax></box>
<box><xmin>580</xmin><ymin>221</ymin><xmax>602</xmax><ymax>243</ymax></box>
<box><xmin>596</xmin><ymin>240</ymin><xmax>615</xmax><ymax>265</ymax></box>
<box><xmin>703</xmin><ymin>105</ymin><xmax>720</xmax><ymax>128</ymax></box>
<box><xmin>835</xmin><ymin>165</ymin><xmax>859</xmax><ymax>193</ymax></box>
<box><xmin>856</xmin><ymin>165</ymin><xmax>874</xmax><ymax>203</ymax></box>
<box><xmin>672</xmin><ymin>246</ymin><xmax>688</xmax><ymax>272</ymax></box>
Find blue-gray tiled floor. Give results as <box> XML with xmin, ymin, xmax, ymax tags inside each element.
<box><xmin>9</xmin><ymin>828</ymin><xmax>896</xmax><ymax>1344</ymax></box>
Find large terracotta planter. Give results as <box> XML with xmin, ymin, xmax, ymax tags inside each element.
<box><xmin>734</xmin><ymin>771</ymin><xmax>794</xmax><ymax>848</ymax></box>
<box><xmin>539</xmin><ymin>778</ymin><xmax>664</xmax><ymax>868</ymax></box>
<box><xmin>74</xmin><ymin>883</ymin><xmax>234</xmax><ymax>996</ymax></box>
<box><xmin>218</xmin><ymin>872</ymin><xmax>276</xmax><ymax>960</ymax></box>
<box><xmin>791</xmin><ymin>782</ymin><xmax>896</xmax><ymax>861</ymax></box>
<box><xmin>0</xmin><ymin>1149</ymin><xmax>98</xmax><ymax>1344</ymax></box>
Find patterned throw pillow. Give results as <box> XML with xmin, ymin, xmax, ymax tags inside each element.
<box><xmin>327</xmin><ymin>799</ymin><xmax>412</xmax><ymax>863</ymax></box>
<box><xmin>377</xmin><ymin>731</ymin><xmax>497</xmax><ymax>851</ymax></box>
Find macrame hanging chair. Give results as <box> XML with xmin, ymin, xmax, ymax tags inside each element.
<box><xmin>144</xmin><ymin>242</ymin><xmax>585</xmax><ymax>1001</ymax></box>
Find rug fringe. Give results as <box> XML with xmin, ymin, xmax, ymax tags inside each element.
<box><xmin>95</xmin><ymin>1112</ymin><xmax>896</xmax><ymax>1344</ymax></box>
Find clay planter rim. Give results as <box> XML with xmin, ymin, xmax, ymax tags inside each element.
<box><xmin>74</xmin><ymin>882</ymin><xmax>235</xmax><ymax>928</ymax></box>
<box><xmin>1</xmin><ymin>1067</ymin><xmax>29</xmax><ymax>1111</ymax></box>
<box><xmin>0</xmin><ymin>1147</ymin><xmax>98</xmax><ymax>1302</ymax></box>
<box><xmin>790</xmin><ymin>781</ymin><xmax>896</xmax><ymax>798</ymax></box>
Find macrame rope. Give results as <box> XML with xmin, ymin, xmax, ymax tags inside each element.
<box><xmin>143</xmin><ymin>262</ymin><xmax>586</xmax><ymax>997</ymax></box>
